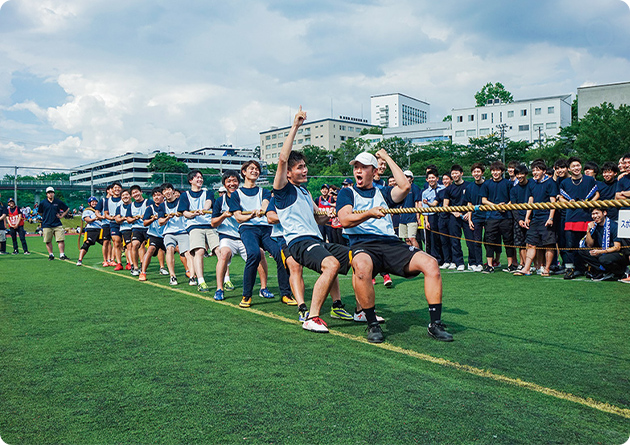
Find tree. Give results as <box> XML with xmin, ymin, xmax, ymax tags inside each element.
<box><xmin>442</xmin><ymin>115</ymin><xmax>452</xmax><ymax>122</ymax></box>
<box><xmin>475</xmin><ymin>82</ymin><xmax>514</xmax><ymax>107</ymax></box>
<box><xmin>374</xmin><ymin>137</ymin><xmax>414</xmax><ymax>169</ymax></box>
<box><xmin>359</xmin><ymin>127</ymin><xmax>383</xmax><ymax>136</ymax></box>
<box><xmin>147</xmin><ymin>153</ymin><xmax>189</xmax><ymax>186</ymax></box>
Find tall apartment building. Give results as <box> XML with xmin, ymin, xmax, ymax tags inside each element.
<box><xmin>451</xmin><ymin>95</ymin><xmax>572</xmax><ymax>145</ymax></box>
<box><xmin>260</xmin><ymin>117</ymin><xmax>375</xmax><ymax>162</ymax></box>
<box><xmin>577</xmin><ymin>81</ymin><xmax>630</xmax><ymax>119</ymax></box>
<box><xmin>371</xmin><ymin>93</ymin><xmax>430</xmax><ymax>128</ymax></box>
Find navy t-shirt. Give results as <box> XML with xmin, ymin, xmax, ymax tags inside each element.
<box><xmin>509</xmin><ymin>180</ymin><xmax>529</xmax><ymax>221</ymax></box>
<box><xmin>526</xmin><ymin>177</ymin><xmax>558</xmax><ymax>223</ymax></box>
<box><xmin>597</xmin><ymin>179</ymin><xmax>618</xmax><ymax>220</ymax></box>
<box><xmin>480</xmin><ymin>178</ymin><xmax>512</xmax><ymax>220</ymax></box>
<box><xmin>465</xmin><ymin>181</ymin><xmax>486</xmax><ymax>224</ymax></box>
<box><xmin>616</xmin><ymin>175</ymin><xmax>630</xmax><ymax>211</ymax></box>
<box><xmin>399</xmin><ymin>183</ymin><xmax>422</xmax><ymax>224</ymax></box>
<box><xmin>559</xmin><ymin>176</ymin><xmax>598</xmax><ymax>223</ymax></box>
<box><xmin>436</xmin><ymin>187</ymin><xmax>449</xmax><ymax>220</ymax></box>
<box><xmin>38</xmin><ymin>198</ymin><xmax>69</xmax><ymax>228</ymax></box>
<box><xmin>592</xmin><ymin>220</ymin><xmax>619</xmax><ymax>247</ymax></box>
<box><xmin>444</xmin><ymin>181</ymin><xmax>469</xmax><ymax>207</ymax></box>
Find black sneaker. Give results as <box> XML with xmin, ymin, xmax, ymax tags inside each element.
<box><xmin>503</xmin><ymin>264</ymin><xmax>518</xmax><ymax>273</ymax></box>
<box><xmin>12</xmin><ymin>251</ymin><xmax>18</xmax><ymax>255</ymax></box>
<box><xmin>48</xmin><ymin>254</ymin><xmax>55</xmax><ymax>261</ymax></box>
<box><xmin>482</xmin><ymin>264</ymin><xmax>495</xmax><ymax>274</ymax></box>
<box><xmin>563</xmin><ymin>268</ymin><xmax>575</xmax><ymax>280</ymax></box>
<box><xmin>592</xmin><ymin>272</ymin><xmax>616</xmax><ymax>282</ymax></box>
<box><xmin>428</xmin><ymin>320</ymin><xmax>454</xmax><ymax>342</ymax></box>
<box><xmin>366</xmin><ymin>322</ymin><xmax>384</xmax><ymax>343</ymax></box>
<box><xmin>59</xmin><ymin>254</ymin><xmax>70</xmax><ymax>261</ymax></box>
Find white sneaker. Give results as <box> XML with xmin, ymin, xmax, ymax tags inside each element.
<box><xmin>169</xmin><ymin>276</ymin><xmax>178</xmax><ymax>286</ymax></box>
<box><xmin>456</xmin><ymin>265</ymin><xmax>465</xmax><ymax>271</ymax></box>
<box><xmin>439</xmin><ymin>263</ymin><xmax>450</xmax><ymax>270</ymax></box>
<box><xmin>76</xmin><ymin>260</ymin><xmax>82</xmax><ymax>266</ymax></box>
<box><xmin>353</xmin><ymin>311</ymin><xmax>386</xmax><ymax>323</ymax></box>
<box><xmin>159</xmin><ymin>267</ymin><xmax>169</xmax><ymax>275</ymax></box>
<box><xmin>448</xmin><ymin>263</ymin><xmax>457</xmax><ymax>270</ymax></box>
<box><xmin>476</xmin><ymin>265</ymin><xmax>484</xmax><ymax>272</ymax></box>
<box><xmin>302</xmin><ymin>317</ymin><xmax>329</xmax><ymax>333</ymax></box>
<box><xmin>131</xmin><ymin>269</ymin><xmax>140</xmax><ymax>276</ymax></box>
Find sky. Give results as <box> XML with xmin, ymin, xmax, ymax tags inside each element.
<box><xmin>1</xmin><ymin>0</ymin><xmax>629</xmax><ymax>174</ymax></box>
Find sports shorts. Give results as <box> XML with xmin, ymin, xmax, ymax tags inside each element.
<box><xmin>148</xmin><ymin>235</ymin><xmax>166</xmax><ymax>252</ymax></box>
<box><xmin>398</xmin><ymin>222</ymin><xmax>418</xmax><ymax>239</ymax></box>
<box><xmin>189</xmin><ymin>228</ymin><xmax>219</xmax><ymax>253</ymax></box>
<box><xmin>218</xmin><ymin>237</ymin><xmax>247</xmax><ymax>261</ymax></box>
<box><xmin>43</xmin><ymin>226</ymin><xmax>65</xmax><ymax>243</ymax></box>
<box><xmin>121</xmin><ymin>230</ymin><xmax>132</xmax><ymax>245</ymax></box>
<box><xmin>513</xmin><ymin>220</ymin><xmax>527</xmax><ymax>248</ymax></box>
<box><xmin>110</xmin><ymin>223</ymin><xmax>121</xmax><ymax>237</ymax></box>
<box><xmin>286</xmin><ymin>237</ymin><xmax>351</xmax><ymax>275</ymax></box>
<box><xmin>164</xmin><ymin>233</ymin><xmax>190</xmax><ymax>254</ymax></box>
<box><xmin>100</xmin><ymin>225</ymin><xmax>111</xmax><ymax>241</ymax></box>
<box><xmin>131</xmin><ymin>229</ymin><xmax>148</xmax><ymax>243</ymax></box>
<box><xmin>82</xmin><ymin>228</ymin><xmax>102</xmax><ymax>248</ymax></box>
<box><xmin>525</xmin><ymin>221</ymin><xmax>557</xmax><ymax>246</ymax></box>
<box><xmin>351</xmin><ymin>239</ymin><xmax>422</xmax><ymax>278</ymax></box>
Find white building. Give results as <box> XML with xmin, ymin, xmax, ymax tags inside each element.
<box><xmin>451</xmin><ymin>95</ymin><xmax>572</xmax><ymax>146</ymax></box>
<box><xmin>577</xmin><ymin>81</ymin><xmax>630</xmax><ymax>119</ymax></box>
<box><xmin>70</xmin><ymin>146</ymin><xmax>258</xmax><ymax>189</ymax></box>
<box><xmin>260</xmin><ymin>117</ymin><xmax>375</xmax><ymax>162</ymax></box>
<box><xmin>371</xmin><ymin>93</ymin><xmax>430</xmax><ymax>128</ymax></box>
<box><xmin>383</xmin><ymin>121</ymin><xmax>451</xmax><ymax>145</ymax></box>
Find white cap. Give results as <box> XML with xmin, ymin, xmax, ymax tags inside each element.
<box><xmin>349</xmin><ymin>152</ymin><xmax>378</xmax><ymax>168</ymax></box>
<box><xmin>403</xmin><ymin>170</ymin><xmax>414</xmax><ymax>178</ymax></box>
<box><xmin>46</xmin><ymin>186</ymin><xmax>55</xmax><ymax>193</ymax></box>
<box><xmin>218</xmin><ymin>186</ymin><xmax>227</xmax><ymax>193</ymax></box>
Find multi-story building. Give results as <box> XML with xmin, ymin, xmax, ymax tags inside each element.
<box><xmin>383</xmin><ymin>122</ymin><xmax>451</xmax><ymax>145</ymax></box>
<box><xmin>259</xmin><ymin>117</ymin><xmax>375</xmax><ymax>162</ymax></box>
<box><xmin>577</xmin><ymin>81</ymin><xmax>630</xmax><ymax>119</ymax></box>
<box><xmin>371</xmin><ymin>93</ymin><xmax>430</xmax><ymax>128</ymax></box>
<box><xmin>70</xmin><ymin>146</ymin><xmax>258</xmax><ymax>189</ymax></box>
<box><xmin>451</xmin><ymin>95</ymin><xmax>572</xmax><ymax>146</ymax></box>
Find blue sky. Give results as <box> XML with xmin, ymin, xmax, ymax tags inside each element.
<box><xmin>1</xmin><ymin>0</ymin><xmax>629</xmax><ymax>172</ymax></box>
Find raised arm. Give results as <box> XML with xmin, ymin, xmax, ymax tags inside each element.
<box><xmin>274</xmin><ymin>106</ymin><xmax>306</xmax><ymax>190</ymax></box>
<box><xmin>375</xmin><ymin>149</ymin><xmax>410</xmax><ymax>203</ymax></box>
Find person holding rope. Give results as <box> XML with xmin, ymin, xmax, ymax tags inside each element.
<box><xmin>337</xmin><ymin>149</ymin><xmax>453</xmax><ymax>343</ymax></box>
<box><xmin>114</xmin><ymin>189</ymin><xmax>134</xmax><ymax>271</ymax></box>
<box><xmin>76</xmin><ymin>197</ymin><xmax>104</xmax><ymax>266</ymax></box>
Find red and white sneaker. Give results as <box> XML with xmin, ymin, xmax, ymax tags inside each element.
<box><xmin>138</xmin><ymin>272</ymin><xmax>147</xmax><ymax>282</ymax></box>
<box><xmin>383</xmin><ymin>274</ymin><xmax>393</xmax><ymax>287</ymax></box>
<box><xmin>353</xmin><ymin>311</ymin><xmax>385</xmax><ymax>323</ymax></box>
<box><xmin>125</xmin><ymin>263</ymin><xmax>132</xmax><ymax>270</ymax></box>
<box><xmin>302</xmin><ymin>317</ymin><xmax>329</xmax><ymax>333</ymax></box>
<box><xmin>114</xmin><ymin>263</ymin><xmax>124</xmax><ymax>271</ymax></box>
<box><xmin>108</xmin><ymin>261</ymin><xmax>117</xmax><ymax>267</ymax></box>
<box><xmin>102</xmin><ymin>261</ymin><xmax>110</xmax><ymax>267</ymax></box>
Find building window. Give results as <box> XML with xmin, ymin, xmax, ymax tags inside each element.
<box><xmin>548</xmin><ymin>106</ymin><xmax>555</xmax><ymax>114</ymax></box>
<box><xmin>455</xmin><ymin>130</ymin><xmax>465</xmax><ymax>137</ymax></box>
<box><xmin>535</xmin><ymin>108</ymin><xmax>541</xmax><ymax>115</ymax></box>
<box><xmin>340</xmin><ymin>136</ymin><xmax>346</xmax><ymax>141</ymax></box>
<box><xmin>284</xmin><ymin>132</ymin><xmax>289</xmax><ymax>137</ymax></box>
<box><xmin>507</xmin><ymin>110</ymin><xmax>514</xmax><ymax>118</ymax></box>
<box><xmin>457</xmin><ymin>116</ymin><xmax>463</xmax><ymax>123</ymax></box>
<box><xmin>265</xmin><ymin>135</ymin><xmax>271</xmax><ymax>140</ymax></box>
<box><xmin>297</xmin><ymin>129</ymin><xmax>303</xmax><ymax>134</ymax></box>
<box><xmin>518</xmin><ymin>125</ymin><xmax>529</xmax><ymax>131</ymax></box>
<box><xmin>468</xmin><ymin>115</ymin><xmax>474</xmax><ymax>122</ymax></box>
<box><xmin>297</xmin><ymin>139</ymin><xmax>303</xmax><ymax>144</ymax></box>
<box><xmin>272</xmin><ymin>134</ymin><xmax>277</xmax><ymax>139</ymax></box>
<box><xmin>479</xmin><ymin>128</ymin><xmax>490</xmax><ymax>136</ymax></box>
<box><xmin>265</xmin><ymin>145</ymin><xmax>270</xmax><ymax>150</ymax></box>
<box><xmin>271</xmin><ymin>143</ymin><xmax>277</xmax><ymax>148</ymax></box>
<box><xmin>340</xmin><ymin>125</ymin><xmax>346</xmax><ymax>131</ymax></box>
<box><xmin>521</xmin><ymin>109</ymin><xmax>527</xmax><ymax>117</ymax></box>
<box><xmin>546</xmin><ymin>122</ymin><xmax>557</xmax><ymax>129</ymax></box>
<box><xmin>533</xmin><ymin>123</ymin><xmax>543</xmax><ymax>131</ymax></box>
<box><xmin>481</xmin><ymin>113</ymin><xmax>488</xmax><ymax>120</ymax></box>
<box><xmin>466</xmin><ymin>129</ymin><xmax>476</xmax><ymax>137</ymax></box>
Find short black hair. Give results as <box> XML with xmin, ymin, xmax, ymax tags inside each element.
<box><xmin>471</xmin><ymin>163</ymin><xmax>485</xmax><ymax>173</ymax></box>
<box><xmin>507</xmin><ymin>160</ymin><xmax>518</xmax><ymax>169</ymax></box>
<box><xmin>531</xmin><ymin>160</ymin><xmax>547</xmax><ymax>172</ymax></box>
<box><xmin>583</xmin><ymin>161</ymin><xmax>599</xmax><ymax>175</ymax></box>
<box><xmin>514</xmin><ymin>164</ymin><xmax>529</xmax><ymax>175</ymax></box>
<box><xmin>151</xmin><ymin>187</ymin><xmax>162</xmax><ymax>196</ymax></box>
<box><xmin>567</xmin><ymin>156</ymin><xmax>582</xmax><ymax>166</ymax></box>
<box><xmin>160</xmin><ymin>183</ymin><xmax>174</xmax><ymax>192</ymax></box>
<box><xmin>553</xmin><ymin>158</ymin><xmax>569</xmax><ymax>169</ymax></box>
<box><xmin>601</xmin><ymin>161</ymin><xmax>619</xmax><ymax>174</ymax></box>
<box><xmin>187</xmin><ymin>169</ymin><xmax>202</xmax><ymax>183</ymax></box>
<box><xmin>110</xmin><ymin>181</ymin><xmax>122</xmax><ymax>189</ymax></box>
<box><xmin>222</xmin><ymin>170</ymin><xmax>241</xmax><ymax>185</ymax></box>
<box><xmin>450</xmin><ymin>164</ymin><xmax>464</xmax><ymax>173</ymax></box>
<box><xmin>489</xmin><ymin>161</ymin><xmax>505</xmax><ymax>172</ymax></box>
<box><xmin>288</xmin><ymin>151</ymin><xmax>307</xmax><ymax>170</ymax></box>
<box><xmin>426</xmin><ymin>168</ymin><xmax>439</xmax><ymax>178</ymax></box>
<box><xmin>622</xmin><ymin>152</ymin><xmax>630</xmax><ymax>161</ymax></box>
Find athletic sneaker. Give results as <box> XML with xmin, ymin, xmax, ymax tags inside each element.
<box><xmin>138</xmin><ymin>272</ymin><xmax>147</xmax><ymax>282</ymax></box>
<box><xmin>592</xmin><ymin>272</ymin><xmax>616</xmax><ymax>282</ymax></box>
<box><xmin>102</xmin><ymin>261</ymin><xmax>110</xmax><ymax>267</ymax></box>
<box><xmin>48</xmin><ymin>254</ymin><xmax>55</xmax><ymax>261</ymax></box>
<box><xmin>189</xmin><ymin>277</ymin><xmax>198</xmax><ymax>286</ymax></box>
<box><xmin>239</xmin><ymin>297</ymin><xmax>252</xmax><ymax>308</ymax></box>
<box><xmin>448</xmin><ymin>263</ymin><xmax>457</xmax><ymax>270</ymax></box>
<box><xmin>159</xmin><ymin>267</ymin><xmax>169</xmax><ymax>276</ymax></box>
<box><xmin>456</xmin><ymin>264</ymin><xmax>465</xmax><ymax>271</ymax></box>
<box><xmin>259</xmin><ymin>288</ymin><xmax>275</xmax><ymax>299</ymax></box>
<box><xmin>59</xmin><ymin>254</ymin><xmax>69</xmax><ymax>261</ymax></box>
<box><xmin>281</xmin><ymin>295</ymin><xmax>298</xmax><ymax>305</ymax></box>
<box><xmin>223</xmin><ymin>280</ymin><xmax>235</xmax><ymax>291</ymax></box>
<box><xmin>214</xmin><ymin>289</ymin><xmax>224</xmax><ymax>301</ymax></box>
<box><xmin>114</xmin><ymin>263</ymin><xmax>124</xmax><ymax>271</ymax></box>
<box><xmin>125</xmin><ymin>263</ymin><xmax>132</xmax><ymax>270</ymax></box>
<box><xmin>169</xmin><ymin>276</ymin><xmax>178</xmax><ymax>286</ymax></box>
<box><xmin>198</xmin><ymin>282</ymin><xmax>210</xmax><ymax>292</ymax></box>
<box><xmin>76</xmin><ymin>260</ymin><xmax>82</xmax><ymax>266</ymax></box>
<box><xmin>330</xmin><ymin>306</ymin><xmax>354</xmax><ymax>320</ymax></box>
<box><xmin>298</xmin><ymin>309</ymin><xmax>309</xmax><ymax>322</ymax></box>
<box><xmin>383</xmin><ymin>274</ymin><xmax>393</xmax><ymax>288</ymax></box>
<box><xmin>428</xmin><ymin>320</ymin><xmax>454</xmax><ymax>342</ymax></box>
<box><xmin>353</xmin><ymin>311</ymin><xmax>385</xmax><ymax>323</ymax></box>
<box><xmin>618</xmin><ymin>275</ymin><xmax>630</xmax><ymax>284</ymax></box>
<box><xmin>439</xmin><ymin>262</ymin><xmax>451</xmax><ymax>270</ymax></box>
<box><xmin>302</xmin><ymin>317</ymin><xmax>329</xmax><ymax>333</ymax></box>
<box><xmin>503</xmin><ymin>264</ymin><xmax>519</xmax><ymax>273</ymax></box>
<box><xmin>474</xmin><ymin>265</ymin><xmax>484</xmax><ymax>272</ymax></box>
<box><xmin>366</xmin><ymin>322</ymin><xmax>384</xmax><ymax>343</ymax></box>
<box><xmin>482</xmin><ymin>264</ymin><xmax>495</xmax><ymax>274</ymax></box>
<box><xmin>24</xmin><ymin>251</ymin><xmax>30</xmax><ymax>255</ymax></box>
<box><xmin>108</xmin><ymin>261</ymin><xmax>117</xmax><ymax>267</ymax></box>
<box><xmin>131</xmin><ymin>269</ymin><xmax>140</xmax><ymax>276</ymax></box>
<box><xmin>564</xmin><ymin>268</ymin><xmax>576</xmax><ymax>280</ymax></box>
<box><xmin>12</xmin><ymin>251</ymin><xmax>18</xmax><ymax>255</ymax></box>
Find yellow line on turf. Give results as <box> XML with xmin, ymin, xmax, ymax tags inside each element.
<box><xmin>40</xmin><ymin>252</ymin><xmax>630</xmax><ymax>419</ymax></box>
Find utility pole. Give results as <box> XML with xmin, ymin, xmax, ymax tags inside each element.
<box><xmin>496</xmin><ymin>123</ymin><xmax>509</xmax><ymax>164</ymax></box>
<box><xmin>14</xmin><ymin>166</ymin><xmax>18</xmax><ymax>204</ymax></box>
<box><xmin>537</xmin><ymin>127</ymin><xmax>543</xmax><ymax>146</ymax></box>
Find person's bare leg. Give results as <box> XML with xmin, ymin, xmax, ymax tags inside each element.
<box><xmin>286</xmin><ymin>257</ymin><xmax>305</xmax><ymax>306</ymax></box>
<box><xmin>308</xmin><ymin>256</ymin><xmax>340</xmax><ymax>318</ymax></box>
<box><xmin>215</xmin><ymin>247</ymin><xmax>232</xmax><ymax>290</ymax></box>
<box><xmin>258</xmin><ymin>249</ymin><xmax>268</xmax><ymax>288</ymax></box>
<box><xmin>351</xmin><ymin>253</ymin><xmax>375</xmax><ymax>311</ymax></box>
<box><xmin>406</xmin><ymin>251</ymin><xmax>442</xmax><ymax>304</ymax></box>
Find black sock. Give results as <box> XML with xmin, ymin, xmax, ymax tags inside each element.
<box><xmin>362</xmin><ymin>306</ymin><xmax>378</xmax><ymax>324</ymax></box>
<box><xmin>332</xmin><ymin>300</ymin><xmax>344</xmax><ymax>309</ymax></box>
<box><xmin>298</xmin><ymin>303</ymin><xmax>308</xmax><ymax>312</ymax></box>
<box><xmin>0</xmin><ymin>242</ymin><xmax>5</xmax><ymax>253</ymax></box>
<box><xmin>428</xmin><ymin>304</ymin><xmax>442</xmax><ymax>324</ymax></box>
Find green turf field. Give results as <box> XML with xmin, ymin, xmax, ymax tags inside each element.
<box><xmin>1</xmin><ymin>235</ymin><xmax>629</xmax><ymax>444</ymax></box>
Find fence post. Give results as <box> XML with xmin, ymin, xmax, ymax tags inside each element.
<box><xmin>14</xmin><ymin>166</ymin><xmax>18</xmax><ymax>204</ymax></box>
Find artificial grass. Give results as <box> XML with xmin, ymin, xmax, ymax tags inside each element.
<box><xmin>0</xmin><ymin>237</ymin><xmax>628</xmax><ymax>444</ymax></box>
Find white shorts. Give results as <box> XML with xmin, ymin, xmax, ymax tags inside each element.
<box><xmin>219</xmin><ymin>237</ymin><xmax>247</xmax><ymax>262</ymax></box>
<box><xmin>164</xmin><ymin>233</ymin><xmax>190</xmax><ymax>254</ymax></box>
<box><xmin>398</xmin><ymin>222</ymin><xmax>418</xmax><ymax>240</ymax></box>
<box><xmin>189</xmin><ymin>228</ymin><xmax>220</xmax><ymax>254</ymax></box>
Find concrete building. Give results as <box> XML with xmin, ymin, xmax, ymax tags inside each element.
<box><xmin>69</xmin><ymin>146</ymin><xmax>258</xmax><ymax>189</ymax></box>
<box><xmin>371</xmin><ymin>93</ymin><xmax>430</xmax><ymax>128</ymax></box>
<box><xmin>451</xmin><ymin>95</ymin><xmax>572</xmax><ymax>146</ymax></box>
<box><xmin>383</xmin><ymin>121</ymin><xmax>451</xmax><ymax>145</ymax></box>
<box><xmin>259</xmin><ymin>117</ymin><xmax>375</xmax><ymax>162</ymax></box>
<box><xmin>577</xmin><ymin>81</ymin><xmax>630</xmax><ymax>119</ymax></box>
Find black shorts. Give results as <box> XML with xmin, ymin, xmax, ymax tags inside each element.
<box><xmin>132</xmin><ymin>229</ymin><xmax>148</xmax><ymax>243</ymax></box>
<box><xmin>513</xmin><ymin>220</ymin><xmax>528</xmax><ymax>248</ymax></box>
<box><xmin>110</xmin><ymin>224</ymin><xmax>121</xmax><ymax>237</ymax></box>
<box><xmin>101</xmin><ymin>225</ymin><xmax>111</xmax><ymax>241</ymax></box>
<box><xmin>148</xmin><ymin>235</ymin><xmax>166</xmax><ymax>252</ymax></box>
<box><xmin>352</xmin><ymin>239</ymin><xmax>421</xmax><ymax>278</ymax></box>
<box><xmin>121</xmin><ymin>230</ymin><xmax>132</xmax><ymax>245</ymax></box>
<box><xmin>525</xmin><ymin>221</ymin><xmax>557</xmax><ymax>246</ymax></box>
<box><xmin>286</xmin><ymin>238</ymin><xmax>352</xmax><ymax>275</ymax></box>
<box><xmin>82</xmin><ymin>228</ymin><xmax>103</xmax><ymax>248</ymax></box>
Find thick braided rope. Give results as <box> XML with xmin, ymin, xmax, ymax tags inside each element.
<box><xmin>314</xmin><ymin>199</ymin><xmax>630</xmax><ymax>216</ymax></box>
